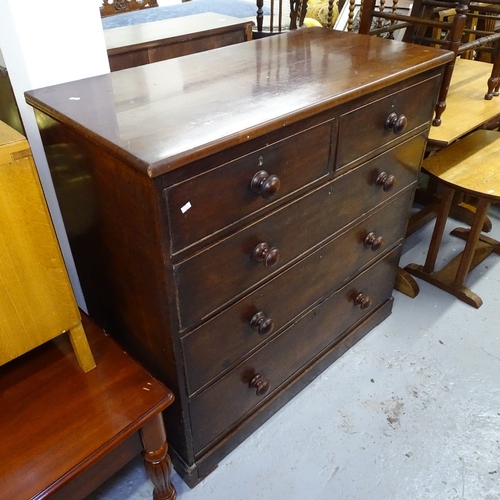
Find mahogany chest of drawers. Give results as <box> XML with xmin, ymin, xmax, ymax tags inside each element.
<box><xmin>26</xmin><ymin>29</ymin><xmax>452</xmax><ymax>487</ymax></box>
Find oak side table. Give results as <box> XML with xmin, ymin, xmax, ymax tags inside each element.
<box><xmin>0</xmin><ymin>311</ymin><xmax>176</xmax><ymax>500</ymax></box>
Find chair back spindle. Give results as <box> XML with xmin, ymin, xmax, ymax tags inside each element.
<box><xmin>357</xmin><ymin>0</ymin><xmax>500</xmax><ymax>125</ymax></box>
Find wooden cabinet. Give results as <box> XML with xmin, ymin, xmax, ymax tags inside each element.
<box><xmin>25</xmin><ymin>29</ymin><xmax>453</xmax><ymax>486</ymax></box>
<box><xmin>105</xmin><ymin>13</ymin><xmax>253</xmax><ymax>71</ymax></box>
<box><xmin>0</xmin><ymin>121</ymin><xmax>94</xmax><ymax>372</ymax></box>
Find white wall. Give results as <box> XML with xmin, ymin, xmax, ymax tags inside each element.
<box><xmin>0</xmin><ymin>0</ymin><xmax>110</xmax><ymax>308</ymax></box>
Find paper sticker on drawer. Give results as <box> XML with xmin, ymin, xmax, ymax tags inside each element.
<box><xmin>181</xmin><ymin>201</ymin><xmax>192</xmax><ymax>214</ymax></box>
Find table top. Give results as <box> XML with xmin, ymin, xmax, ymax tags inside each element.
<box><xmin>0</xmin><ymin>311</ymin><xmax>174</xmax><ymax>500</ymax></box>
<box><xmin>423</xmin><ymin>129</ymin><xmax>500</xmax><ymax>200</ymax></box>
<box><xmin>428</xmin><ymin>58</ymin><xmax>500</xmax><ymax>149</ymax></box>
<box><xmin>26</xmin><ymin>29</ymin><xmax>452</xmax><ymax>178</ymax></box>
<box><xmin>105</xmin><ymin>12</ymin><xmax>254</xmax><ymax>53</ymax></box>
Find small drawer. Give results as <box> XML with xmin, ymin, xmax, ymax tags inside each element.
<box><xmin>166</xmin><ymin>120</ymin><xmax>333</xmax><ymax>254</ymax></box>
<box><xmin>189</xmin><ymin>247</ymin><xmax>401</xmax><ymax>454</ymax></box>
<box><xmin>336</xmin><ymin>75</ymin><xmax>441</xmax><ymax>170</ymax></box>
<box><xmin>175</xmin><ymin>133</ymin><xmax>424</xmax><ymax>330</ymax></box>
<box><xmin>181</xmin><ymin>189</ymin><xmax>412</xmax><ymax>395</ymax></box>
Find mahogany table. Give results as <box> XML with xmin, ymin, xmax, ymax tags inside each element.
<box><xmin>0</xmin><ymin>311</ymin><xmax>176</xmax><ymax>500</ymax></box>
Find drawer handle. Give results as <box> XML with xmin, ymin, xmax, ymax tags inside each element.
<box><xmin>250</xmin><ymin>311</ymin><xmax>274</xmax><ymax>336</ymax></box>
<box><xmin>364</xmin><ymin>232</ymin><xmax>384</xmax><ymax>251</ymax></box>
<box><xmin>385</xmin><ymin>112</ymin><xmax>408</xmax><ymax>135</ymax></box>
<box><xmin>376</xmin><ymin>172</ymin><xmax>396</xmax><ymax>192</ymax></box>
<box><xmin>354</xmin><ymin>292</ymin><xmax>372</xmax><ymax>310</ymax></box>
<box><xmin>249</xmin><ymin>374</ymin><xmax>270</xmax><ymax>396</ymax></box>
<box><xmin>251</xmin><ymin>170</ymin><xmax>281</xmax><ymax>200</ymax></box>
<box><xmin>252</xmin><ymin>242</ymin><xmax>280</xmax><ymax>267</ymax></box>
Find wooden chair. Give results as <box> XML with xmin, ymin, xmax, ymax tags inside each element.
<box><xmin>404</xmin><ymin>129</ymin><xmax>500</xmax><ymax>308</ymax></box>
<box><xmin>404</xmin><ymin>57</ymin><xmax>500</xmax><ymax>233</ymax></box>
<box><xmin>304</xmin><ymin>0</ymin><xmax>339</xmax><ymax>27</ymax></box>
<box><xmin>100</xmin><ymin>0</ymin><xmax>158</xmax><ymax>17</ymax></box>
<box><xmin>256</xmin><ymin>0</ymin><xmax>310</xmax><ymax>33</ymax></box>
<box><xmin>254</xmin><ymin>0</ymin><xmax>340</xmax><ymax>33</ymax></box>
<box><xmin>357</xmin><ymin>0</ymin><xmax>500</xmax><ymax>126</ymax></box>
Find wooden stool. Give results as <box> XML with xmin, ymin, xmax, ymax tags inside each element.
<box><xmin>405</xmin><ymin>129</ymin><xmax>500</xmax><ymax>308</ymax></box>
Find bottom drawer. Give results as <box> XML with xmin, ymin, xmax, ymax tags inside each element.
<box><xmin>189</xmin><ymin>247</ymin><xmax>401</xmax><ymax>455</ymax></box>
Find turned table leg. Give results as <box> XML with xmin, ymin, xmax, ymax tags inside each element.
<box><xmin>452</xmin><ymin>197</ymin><xmax>491</xmax><ymax>288</ymax></box>
<box><xmin>140</xmin><ymin>414</ymin><xmax>176</xmax><ymax>500</ymax></box>
<box><xmin>405</xmin><ymin>190</ymin><xmax>497</xmax><ymax>308</ymax></box>
<box><xmin>422</xmin><ymin>185</ymin><xmax>455</xmax><ymax>274</ymax></box>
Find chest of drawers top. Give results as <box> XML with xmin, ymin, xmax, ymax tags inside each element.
<box><xmin>26</xmin><ymin>28</ymin><xmax>451</xmax><ymax>177</ymax></box>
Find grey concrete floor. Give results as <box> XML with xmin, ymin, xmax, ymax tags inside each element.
<box><xmin>87</xmin><ymin>204</ymin><xmax>500</xmax><ymax>500</ymax></box>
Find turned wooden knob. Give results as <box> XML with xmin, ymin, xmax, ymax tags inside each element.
<box><xmin>252</xmin><ymin>242</ymin><xmax>280</xmax><ymax>267</ymax></box>
<box><xmin>385</xmin><ymin>112</ymin><xmax>407</xmax><ymax>134</ymax></box>
<box><xmin>249</xmin><ymin>374</ymin><xmax>270</xmax><ymax>396</ymax></box>
<box><xmin>354</xmin><ymin>292</ymin><xmax>372</xmax><ymax>310</ymax></box>
<box><xmin>250</xmin><ymin>170</ymin><xmax>281</xmax><ymax>200</ymax></box>
<box><xmin>364</xmin><ymin>232</ymin><xmax>384</xmax><ymax>251</ymax></box>
<box><xmin>376</xmin><ymin>171</ymin><xmax>396</xmax><ymax>192</ymax></box>
<box><xmin>250</xmin><ymin>311</ymin><xmax>274</xmax><ymax>335</ymax></box>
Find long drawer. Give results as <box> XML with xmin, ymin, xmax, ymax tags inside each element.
<box><xmin>182</xmin><ymin>188</ymin><xmax>413</xmax><ymax>396</ymax></box>
<box><xmin>175</xmin><ymin>134</ymin><xmax>425</xmax><ymax>330</ymax></box>
<box><xmin>336</xmin><ymin>74</ymin><xmax>440</xmax><ymax>170</ymax></box>
<box><xmin>166</xmin><ymin>120</ymin><xmax>334</xmax><ymax>254</ymax></box>
<box><xmin>189</xmin><ymin>247</ymin><xmax>401</xmax><ymax>455</ymax></box>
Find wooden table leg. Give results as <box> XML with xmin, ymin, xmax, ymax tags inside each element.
<box><xmin>405</xmin><ymin>193</ymin><xmax>497</xmax><ymax>309</ymax></box>
<box><xmin>394</xmin><ymin>267</ymin><xmax>420</xmax><ymax>298</ymax></box>
<box><xmin>407</xmin><ymin>173</ymin><xmax>492</xmax><ymax>239</ymax></box>
<box><xmin>423</xmin><ymin>185</ymin><xmax>455</xmax><ymax>274</ymax></box>
<box><xmin>452</xmin><ymin>197</ymin><xmax>491</xmax><ymax>288</ymax></box>
<box><xmin>140</xmin><ymin>414</ymin><xmax>177</xmax><ymax>500</ymax></box>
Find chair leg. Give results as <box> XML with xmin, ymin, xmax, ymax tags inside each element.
<box><xmin>485</xmin><ymin>45</ymin><xmax>500</xmax><ymax>100</ymax></box>
<box><xmin>433</xmin><ymin>61</ymin><xmax>455</xmax><ymax>126</ymax></box>
<box><xmin>433</xmin><ymin>0</ymin><xmax>470</xmax><ymax>126</ymax></box>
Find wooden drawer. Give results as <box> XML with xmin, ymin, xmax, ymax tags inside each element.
<box><xmin>189</xmin><ymin>247</ymin><xmax>400</xmax><ymax>454</ymax></box>
<box><xmin>175</xmin><ymin>134</ymin><xmax>424</xmax><ymax>330</ymax></box>
<box><xmin>336</xmin><ymin>75</ymin><xmax>441</xmax><ymax>170</ymax></box>
<box><xmin>149</xmin><ymin>30</ymin><xmax>250</xmax><ymax>62</ymax></box>
<box><xmin>181</xmin><ymin>188</ymin><xmax>412</xmax><ymax>395</ymax></box>
<box><xmin>166</xmin><ymin>120</ymin><xmax>333</xmax><ymax>254</ymax></box>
